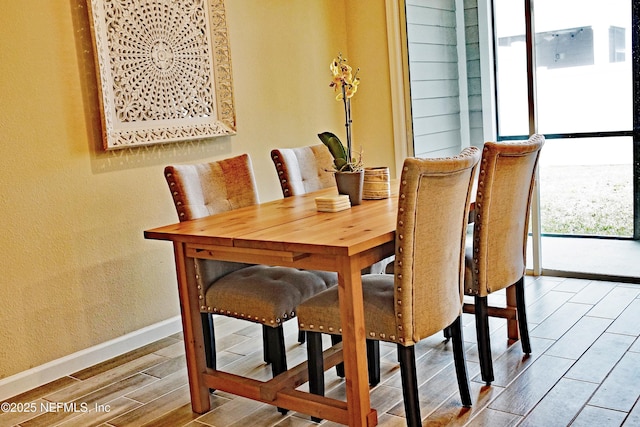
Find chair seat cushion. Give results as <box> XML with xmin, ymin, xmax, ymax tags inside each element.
<box><xmin>297</xmin><ymin>274</ymin><xmax>399</xmax><ymax>343</ymax></box>
<box><xmin>205</xmin><ymin>265</ymin><xmax>337</xmax><ymax>327</ymax></box>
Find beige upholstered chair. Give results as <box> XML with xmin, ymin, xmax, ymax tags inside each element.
<box><xmin>270</xmin><ymin>144</ymin><xmax>335</xmax><ymax>197</ymax></box>
<box><xmin>163</xmin><ymin>154</ymin><xmax>337</xmax><ymax>398</ymax></box>
<box><xmin>270</xmin><ymin>145</ymin><xmax>338</xmax><ymax>345</ymax></box>
<box><xmin>297</xmin><ymin>147</ymin><xmax>481</xmax><ymax>426</ymax></box>
<box><xmin>464</xmin><ymin>135</ymin><xmax>545</xmax><ymax>385</ymax></box>
<box><xmin>270</xmin><ymin>144</ymin><xmax>388</xmax><ymax>386</ymax></box>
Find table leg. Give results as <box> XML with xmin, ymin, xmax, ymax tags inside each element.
<box><xmin>337</xmin><ymin>255</ymin><xmax>377</xmax><ymax>427</ymax></box>
<box><xmin>174</xmin><ymin>242</ymin><xmax>210</xmax><ymax>413</ymax></box>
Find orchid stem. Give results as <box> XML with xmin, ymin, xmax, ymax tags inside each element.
<box><xmin>342</xmin><ymin>85</ymin><xmax>352</xmax><ymax>165</ymax></box>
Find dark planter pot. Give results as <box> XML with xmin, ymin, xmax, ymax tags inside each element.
<box><xmin>335</xmin><ymin>170</ymin><xmax>364</xmax><ymax>206</ymax></box>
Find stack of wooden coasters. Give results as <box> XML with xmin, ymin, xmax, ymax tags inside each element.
<box><xmin>315</xmin><ymin>195</ymin><xmax>351</xmax><ymax>212</ymax></box>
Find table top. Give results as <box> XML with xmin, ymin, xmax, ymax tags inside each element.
<box><xmin>145</xmin><ymin>185</ymin><xmax>399</xmax><ymax>257</ymax></box>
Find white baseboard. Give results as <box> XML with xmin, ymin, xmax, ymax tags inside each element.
<box><xmin>0</xmin><ymin>316</ymin><xmax>182</xmax><ymax>401</ymax></box>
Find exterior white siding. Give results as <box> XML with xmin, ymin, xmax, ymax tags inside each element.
<box><xmin>405</xmin><ymin>0</ymin><xmax>483</xmax><ymax>157</ymax></box>
<box><xmin>464</xmin><ymin>0</ymin><xmax>485</xmax><ymax>146</ymax></box>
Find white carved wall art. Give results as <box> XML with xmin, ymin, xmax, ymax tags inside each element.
<box><xmin>87</xmin><ymin>0</ymin><xmax>236</xmax><ymax>150</ymax></box>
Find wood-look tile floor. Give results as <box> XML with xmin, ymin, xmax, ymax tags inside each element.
<box><xmin>3</xmin><ymin>276</ymin><xmax>640</xmax><ymax>427</ymax></box>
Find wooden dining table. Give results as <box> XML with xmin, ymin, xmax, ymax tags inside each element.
<box><xmin>144</xmin><ymin>184</ymin><xmax>399</xmax><ymax>426</ymax></box>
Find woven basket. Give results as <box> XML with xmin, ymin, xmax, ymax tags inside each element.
<box><xmin>362</xmin><ymin>167</ymin><xmax>390</xmax><ymax>200</ymax></box>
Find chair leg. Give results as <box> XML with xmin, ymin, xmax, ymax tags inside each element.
<box><xmin>366</xmin><ymin>339</ymin><xmax>381</xmax><ymax>387</ymax></box>
<box><xmin>262</xmin><ymin>325</ymin><xmax>271</xmax><ymax>365</ymax></box>
<box><xmin>397</xmin><ymin>344</ymin><xmax>421</xmax><ymax>427</ymax></box>
<box><xmin>474</xmin><ymin>295</ymin><xmax>494</xmax><ymax>385</ymax></box>
<box><xmin>264</xmin><ymin>325</ymin><xmax>288</xmax><ymax>415</ymax></box>
<box><xmin>202</xmin><ymin>313</ymin><xmax>216</xmax><ymax>370</ymax></box>
<box><xmin>515</xmin><ymin>277</ymin><xmax>532</xmax><ymax>354</ymax></box>
<box><xmin>298</xmin><ymin>330</ymin><xmax>306</xmax><ymax>344</ymax></box>
<box><xmin>330</xmin><ymin>335</ymin><xmax>345</xmax><ymax>378</ymax></box>
<box><xmin>450</xmin><ymin>316</ymin><xmax>472</xmax><ymax>407</ymax></box>
<box><xmin>330</xmin><ymin>335</ymin><xmax>379</xmax><ymax>385</ymax></box>
<box><xmin>202</xmin><ymin>313</ymin><xmax>216</xmax><ymax>393</ymax></box>
<box><xmin>306</xmin><ymin>331</ymin><xmax>324</xmax><ymax>423</ymax></box>
<box><xmin>264</xmin><ymin>325</ymin><xmax>288</xmax><ymax>376</ymax></box>
<box><xmin>443</xmin><ymin>325</ymin><xmax>453</xmax><ymax>340</ymax></box>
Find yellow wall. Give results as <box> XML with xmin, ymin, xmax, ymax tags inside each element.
<box><xmin>345</xmin><ymin>1</ymin><xmax>394</xmax><ymax>171</ymax></box>
<box><xmin>0</xmin><ymin>0</ymin><xmax>395</xmax><ymax>380</ymax></box>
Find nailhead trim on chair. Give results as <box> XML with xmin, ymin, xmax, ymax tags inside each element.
<box><xmin>165</xmin><ymin>172</ymin><xmax>188</xmax><ymax>219</ymax></box>
<box><xmin>201</xmin><ymin>307</ymin><xmax>302</xmax><ymax>325</ymax></box>
<box><xmin>466</xmin><ymin>149</ymin><xmax>489</xmax><ymax>294</ymax></box>
<box><xmin>298</xmin><ymin>323</ymin><xmax>343</xmax><ymax>334</ymax></box>
<box><xmin>395</xmin><ymin>171</ymin><xmax>409</xmax><ymax>343</ymax></box>
<box><xmin>271</xmin><ymin>153</ymin><xmax>294</xmax><ymax>197</ymax></box>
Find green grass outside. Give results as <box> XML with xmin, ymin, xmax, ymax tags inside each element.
<box><xmin>539</xmin><ymin>164</ymin><xmax>633</xmax><ymax>237</ymax></box>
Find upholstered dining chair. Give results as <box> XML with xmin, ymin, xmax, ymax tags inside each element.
<box><xmin>270</xmin><ymin>144</ymin><xmax>388</xmax><ymax>385</ymax></box>
<box><xmin>270</xmin><ymin>144</ymin><xmax>335</xmax><ymax>197</ymax></box>
<box><xmin>463</xmin><ymin>134</ymin><xmax>545</xmax><ymax>385</ymax></box>
<box><xmin>163</xmin><ymin>154</ymin><xmax>338</xmax><ymax>399</ymax></box>
<box><xmin>270</xmin><ymin>144</ymin><xmax>337</xmax><ymax>347</ymax></box>
<box><xmin>297</xmin><ymin>147</ymin><xmax>481</xmax><ymax>426</ymax></box>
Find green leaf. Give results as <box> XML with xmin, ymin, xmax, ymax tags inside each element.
<box><xmin>317</xmin><ymin>132</ymin><xmax>347</xmax><ymax>163</ymax></box>
<box><xmin>334</xmin><ymin>158</ymin><xmax>348</xmax><ymax>170</ymax></box>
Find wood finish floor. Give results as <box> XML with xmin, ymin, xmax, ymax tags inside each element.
<box><xmin>3</xmin><ymin>275</ymin><xmax>640</xmax><ymax>427</ymax></box>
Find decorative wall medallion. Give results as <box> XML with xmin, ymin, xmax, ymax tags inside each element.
<box><xmin>87</xmin><ymin>0</ymin><xmax>236</xmax><ymax>150</ymax></box>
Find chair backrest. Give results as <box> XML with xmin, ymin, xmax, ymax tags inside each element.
<box><xmin>468</xmin><ymin>134</ymin><xmax>545</xmax><ymax>296</ymax></box>
<box><xmin>164</xmin><ymin>154</ymin><xmax>258</xmax><ymax>221</ymax></box>
<box><xmin>270</xmin><ymin>144</ymin><xmax>335</xmax><ymax>197</ymax></box>
<box><xmin>394</xmin><ymin>147</ymin><xmax>481</xmax><ymax>344</ymax></box>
